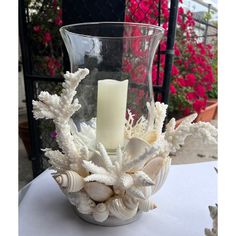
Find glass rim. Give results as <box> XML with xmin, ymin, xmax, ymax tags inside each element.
<box><xmin>60</xmin><ymin>21</ymin><xmax>165</xmax><ymax>39</ymax></box>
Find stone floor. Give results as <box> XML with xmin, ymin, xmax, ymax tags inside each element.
<box><xmin>18</xmin><ymin>114</ymin><xmax>217</xmax><ymax>190</ymax></box>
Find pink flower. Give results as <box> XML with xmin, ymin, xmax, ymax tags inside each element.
<box><xmin>193</xmin><ymin>100</ymin><xmax>206</xmax><ymax>113</ymax></box>
<box><xmin>185</xmin><ymin>73</ymin><xmax>196</xmax><ymax>86</ymax></box>
<box><xmin>171</xmin><ymin>65</ymin><xmax>179</xmax><ymax>76</ymax></box>
<box><xmin>186</xmin><ymin>92</ymin><xmax>196</xmax><ymax>101</ymax></box>
<box><xmin>55</xmin><ymin>16</ymin><xmax>63</xmax><ymax>26</ymax></box>
<box><xmin>170</xmin><ymin>85</ymin><xmax>177</xmax><ymax>94</ymax></box>
<box><xmin>43</xmin><ymin>32</ymin><xmax>52</xmax><ymax>45</ymax></box>
<box><xmin>195</xmin><ymin>85</ymin><xmax>206</xmax><ymax>97</ymax></box>
<box><xmin>33</xmin><ymin>25</ymin><xmax>41</xmax><ymax>33</ymax></box>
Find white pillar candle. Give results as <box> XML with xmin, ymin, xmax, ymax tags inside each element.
<box><xmin>96</xmin><ymin>79</ymin><xmax>128</xmax><ymax>150</ymax></box>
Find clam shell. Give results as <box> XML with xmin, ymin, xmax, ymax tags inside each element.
<box><xmin>108</xmin><ymin>197</ymin><xmax>138</xmax><ymax>220</ymax></box>
<box><xmin>142</xmin><ymin>156</ymin><xmax>171</xmax><ymax>194</ymax></box>
<box><xmin>92</xmin><ymin>203</ymin><xmax>109</xmax><ymax>222</ymax></box>
<box><xmin>54</xmin><ymin>170</ymin><xmax>84</xmax><ymax>192</ymax></box>
<box><xmin>125</xmin><ymin>137</ymin><xmax>151</xmax><ymax>159</ymax></box>
<box><xmin>84</xmin><ymin>182</ymin><xmax>113</xmax><ymax>202</ymax></box>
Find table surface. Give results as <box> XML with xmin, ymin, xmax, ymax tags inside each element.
<box><xmin>19</xmin><ymin>161</ymin><xmax>217</xmax><ymax>236</ymax></box>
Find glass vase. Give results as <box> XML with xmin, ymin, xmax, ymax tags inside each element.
<box><xmin>59</xmin><ymin>22</ymin><xmax>164</xmax><ymax>226</ymax></box>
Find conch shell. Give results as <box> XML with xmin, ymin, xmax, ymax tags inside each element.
<box><xmin>142</xmin><ymin>156</ymin><xmax>171</xmax><ymax>194</ymax></box>
<box><xmin>108</xmin><ymin>197</ymin><xmax>138</xmax><ymax>220</ymax></box>
<box><xmin>84</xmin><ymin>182</ymin><xmax>113</xmax><ymax>202</ymax></box>
<box><xmin>54</xmin><ymin>170</ymin><xmax>84</xmax><ymax>192</ymax></box>
<box><xmin>92</xmin><ymin>203</ymin><xmax>109</xmax><ymax>222</ymax></box>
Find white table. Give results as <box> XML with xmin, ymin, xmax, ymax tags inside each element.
<box><xmin>19</xmin><ymin>161</ymin><xmax>217</xmax><ymax>236</ymax></box>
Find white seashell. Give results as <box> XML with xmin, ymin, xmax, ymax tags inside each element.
<box><xmin>125</xmin><ymin>137</ymin><xmax>151</xmax><ymax>159</ymax></box>
<box><xmin>126</xmin><ymin>186</ymin><xmax>146</xmax><ymax>200</ymax></box>
<box><xmin>142</xmin><ymin>156</ymin><xmax>171</xmax><ymax>194</ymax></box>
<box><xmin>138</xmin><ymin>199</ymin><xmax>157</xmax><ymax>212</ymax></box>
<box><xmin>152</xmin><ymin>157</ymin><xmax>171</xmax><ymax>193</ymax></box>
<box><xmin>66</xmin><ymin>192</ymin><xmax>81</xmax><ymax>206</ymax></box>
<box><xmin>92</xmin><ymin>203</ymin><xmax>109</xmax><ymax>222</ymax></box>
<box><xmin>108</xmin><ymin>197</ymin><xmax>138</xmax><ymax>220</ymax></box>
<box><xmin>84</xmin><ymin>182</ymin><xmax>113</xmax><ymax>202</ymax></box>
<box><xmin>54</xmin><ymin>170</ymin><xmax>84</xmax><ymax>192</ymax></box>
<box><xmin>76</xmin><ymin>191</ymin><xmax>96</xmax><ymax>214</ymax></box>
<box><xmin>123</xmin><ymin>195</ymin><xmax>138</xmax><ymax>209</ymax></box>
<box><xmin>133</xmin><ymin>171</ymin><xmax>155</xmax><ymax>186</ymax></box>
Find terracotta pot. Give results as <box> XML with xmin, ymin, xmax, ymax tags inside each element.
<box><xmin>19</xmin><ymin>121</ymin><xmax>31</xmax><ymax>158</ymax></box>
<box><xmin>175</xmin><ymin>99</ymin><xmax>218</xmax><ymax>127</ymax></box>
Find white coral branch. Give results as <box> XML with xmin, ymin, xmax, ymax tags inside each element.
<box><xmin>163</xmin><ymin>113</ymin><xmax>217</xmax><ymax>154</ymax></box>
<box><xmin>97</xmin><ymin>143</ymin><xmax>114</xmax><ymax>170</ymax></box>
<box><xmin>82</xmin><ymin>160</ymin><xmax>110</xmax><ymax>175</ymax></box>
<box><xmin>43</xmin><ymin>148</ymin><xmax>70</xmax><ymax>172</ymax></box>
<box><xmin>84</xmin><ymin>174</ymin><xmax>116</xmax><ymax>185</ymax></box>
<box><xmin>32</xmin><ymin>68</ymin><xmax>89</xmax><ymax>171</ymax></box>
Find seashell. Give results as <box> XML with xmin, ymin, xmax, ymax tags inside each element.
<box><xmin>123</xmin><ymin>195</ymin><xmax>138</xmax><ymax>209</ymax></box>
<box><xmin>133</xmin><ymin>171</ymin><xmax>155</xmax><ymax>186</ymax></box>
<box><xmin>92</xmin><ymin>203</ymin><xmax>109</xmax><ymax>222</ymax></box>
<box><xmin>113</xmin><ymin>186</ymin><xmax>125</xmax><ymax>196</ymax></box>
<box><xmin>54</xmin><ymin>170</ymin><xmax>84</xmax><ymax>192</ymax></box>
<box><xmin>125</xmin><ymin>137</ymin><xmax>151</xmax><ymax>159</ymax></box>
<box><xmin>76</xmin><ymin>191</ymin><xmax>96</xmax><ymax>214</ymax></box>
<box><xmin>126</xmin><ymin>186</ymin><xmax>146</xmax><ymax>200</ymax></box>
<box><xmin>152</xmin><ymin>157</ymin><xmax>171</xmax><ymax>193</ymax></box>
<box><xmin>142</xmin><ymin>157</ymin><xmax>171</xmax><ymax>194</ymax></box>
<box><xmin>108</xmin><ymin>197</ymin><xmax>138</xmax><ymax>220</ymax></box>
<box><xmin>138</xmin><ymin>199</ymin><xmax>157</xmax><ymax>212</ymax></box>
<box><xmin>84</xmin><ymin>182</ymin><xmax>113</xmax><ymax>202</ymax></box>
<box><xmin>66</xmin><ymin>192</ymin><xmax>81</xmax><ymax>206</ymax></box>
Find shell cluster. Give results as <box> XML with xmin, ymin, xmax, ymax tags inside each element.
<box><xmin>32</xmin><ymin>68</ymin><xmax>217</xmax><ymax>223</ymax></box>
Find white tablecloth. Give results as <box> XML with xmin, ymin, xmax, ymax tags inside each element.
<box><xmin>19</xmin><ymin>161</ymin><xmax>217</xmax><ymax>236</ymax></box>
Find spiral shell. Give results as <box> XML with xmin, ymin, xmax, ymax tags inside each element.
<box><xmin>92</xmin><ymin>203</ymin><xmax>109</xmax><ymax>222</ymax></box>
<box><xmin>76</xmin><ymin>191</ymin><xmax>96</xmax><ymax>214</ymax></box>
<box><xmin>108</xmin><ymin>197</ymin><xmax>138</xmax><ymax>220</ymax></box>
<box><xmin>84</xmin><ymin>182</ymin><xmax>113</xmax><ymax>202</ymax></box>
<box><xmin>54</xmin><ymin>170</ymin><xmax>84</xmax><ymax>192</ymax></box>
<box><xmin>138</xmin><ymin>199</ymin><xmax>157</xmax><ymax>212</ymax></box>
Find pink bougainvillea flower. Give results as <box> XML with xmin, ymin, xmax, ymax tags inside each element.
<box><xmin>55</xmin><ymin>16</ymin><xmax>63</xmax><ymax>26</ymax></box>
<box><xmin>185</xmin><ymin>73</ymin><xmax>196</xmax><ymax>86</ymax></box>
<box><xmin>193</xmin><ymin>100</ymin><xmax>206</xmax><ymax>114</ymax></box>
<box><xmin>171</xmin><ymin>65</ymin><xmax>179</xmax><ymax>76</ymax></box>
<box><xmin>170</xmin><ymin>84</ymin><xmax>177</xmax><ymax>94</ymax></box>
<box><xmin>186</xmin><ymin>92</ymin><xmax>196</xmax><ymax>101</ymax></box>
<box><xmin>183</xmin><ymin>107</ymin><xmax>191</xmax><ymax>116</ymax></box>
<box><xmin>33</xmin><ymin>25</ymin><xmax>41</xmax><ymax>33</ymax></box>
<box><xmin>43</xmin><ymin>32</ymin><xmax>52</xmax><ymax>45</ymax></box>
<box><xmin>195</xmin><ymin>84</ymin><xmax>206</xmax><ymax>97</ymax></box>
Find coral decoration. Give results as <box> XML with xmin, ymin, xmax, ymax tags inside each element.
<box><xmin>32</xmin><ymin>68</ymin><xmax>217</xmax><ymax>223</ymax></box>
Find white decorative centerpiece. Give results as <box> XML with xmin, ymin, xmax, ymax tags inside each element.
<box><xmin>33</xmin><ymin>68</ymin><xmax>217</xmax><ymax>226</ymax></box>
<box><xmin>32</xmin><ymin>22</ymin><xmax>217</xmax><ymax>226</ymax></box>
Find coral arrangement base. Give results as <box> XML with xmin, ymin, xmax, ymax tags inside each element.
<box><xmin>72</xmin><ymin>206</ymin><xmax>142</xmax><ymax>227</ymax></box>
